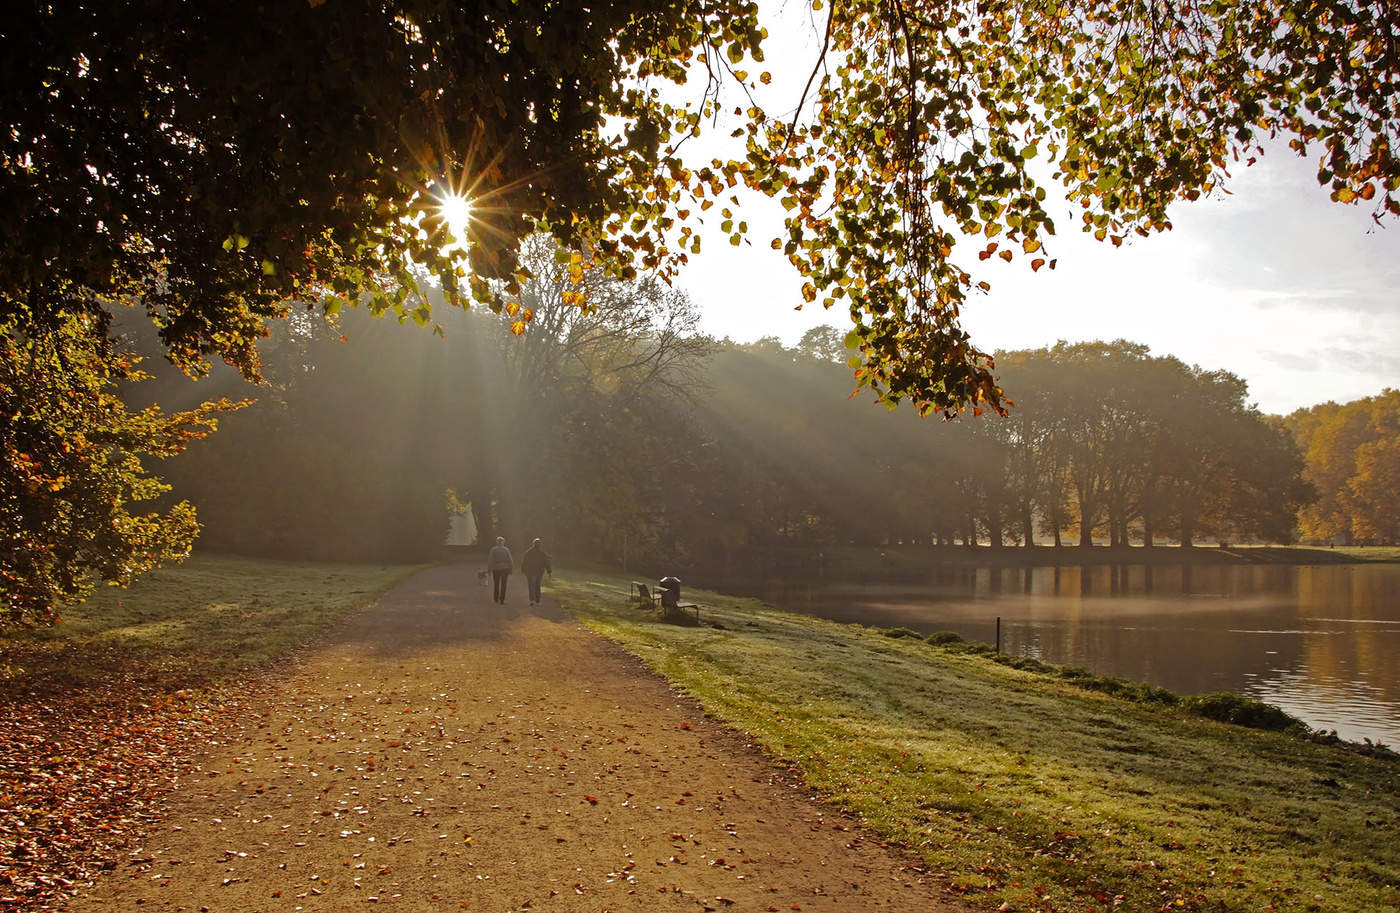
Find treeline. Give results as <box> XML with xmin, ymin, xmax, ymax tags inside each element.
<box><xmin>1285</xmin><ymin>390</ymin><xmax>1400</xmax><ymax>546</ymax></box>
<box><xmin>688</xmin><ymin>338</ymin><xmax>1310</xmax><ymax>563</ymax></box>
<box><xmin>130</xmin><ymin>244</ymin><xmax>1375</xmax><ymax>577</ymax></box>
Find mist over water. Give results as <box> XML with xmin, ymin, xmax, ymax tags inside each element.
<box><xmin>753</xmin><ymin>563</ymin><xmax>1400</xmax><ymax>747</ymax></box>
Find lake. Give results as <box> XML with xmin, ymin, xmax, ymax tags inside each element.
<box><xmin>748</xmin><ymin>563</ymin><xmax>1400</xmax><ymax>747</ymax></box>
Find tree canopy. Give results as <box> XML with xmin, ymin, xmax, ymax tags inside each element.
<box><xmin>1286</xmin><ymin>390</ymin><xmax>1400</xmax><ymax>544</ymax></box>
<box><xmin>5</xmin><ymin>0</ymin><xmax>1397</xmax><ymax>400</ymax></box>
<box><xmin>2</xmin><ymin>0</ymin><xmax>1397</xmax><ymax>620</ymax></box>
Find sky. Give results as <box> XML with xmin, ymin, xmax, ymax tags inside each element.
<box><xmin>667</xmin><ymin>9</ymin><xmax>1400</xmax><ymax>418</ymax></box>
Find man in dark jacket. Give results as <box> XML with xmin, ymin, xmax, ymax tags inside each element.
<box><xmin>520</xmin><ymin>538</ymin><xmax>552</xmax><ymax>606</ymax></box>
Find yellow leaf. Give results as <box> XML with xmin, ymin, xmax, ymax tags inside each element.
<box><xmin>801</xmin><ymin>282</ymin><xmax>816</xmax><ymax>302</ymax></box>
<box><xmin>510</xmin><ymin>320</ymin><xmax>526</xmax><ymax>336</ymax></box>
<box><xmin>1022</xmin><ymin>238</ymin><xmax>1042</xmax><ymax>254</ymax></box>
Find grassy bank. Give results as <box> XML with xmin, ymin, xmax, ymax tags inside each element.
<box><xmin>550</xmin><ymin>570</ymin><xmax>1399</xmax><ymax>913</ymax></box>
<box><xmin>8</xmin><ymin>552</ymin><xmax>420</xmax><ymax>683</ymax></box>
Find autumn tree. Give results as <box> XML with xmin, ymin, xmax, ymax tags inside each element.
<box><xmin>0</xmin><ymin>317</ymin><xmax>239</xmax><ymax>625</ymax></box>
<box><xmin>1288</xmin><ymin>390</ymin><xmax>1400</xmax><ymax>544</ymax></box>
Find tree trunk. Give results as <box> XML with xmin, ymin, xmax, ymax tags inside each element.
<box><xmin>1021</xmin><ymin>506</ymin><xmax>1035</xmax><ymax>548</ymax></box>
<box><xmin>987</xmin><ymin>503</ymin><xmax>1004</xmax><ymax>549</ymax></box>
<box><xmin>1078</xmin><ymin>493</ymin><xmax>1094</xmax><ymax>547</ymax></box>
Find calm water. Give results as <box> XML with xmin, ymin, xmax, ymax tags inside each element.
<box><xmin>752</xmin><ymin>564</ymin><xmax>1400</xmax><ymax>747</ymax></box>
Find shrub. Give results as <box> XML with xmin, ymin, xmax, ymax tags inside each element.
<box><xmin>1183</xmin><ymin>692</ymin><xmax>1302</xmax><ymax>732</ymax></box>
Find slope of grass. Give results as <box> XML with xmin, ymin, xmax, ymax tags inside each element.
<box><xmin>550</xmin><ymin>570</ymin><xmax>1400</xmax><ymax>913</ymax></box>
<box><xmin>7</xmin><ymin>552</ymin><xmax>421</xmax><ymax>682</ymax></box>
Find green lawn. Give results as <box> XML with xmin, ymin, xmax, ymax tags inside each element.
<box><xmin>7</xmin><ymin>552</ymin><xmax>420</xmax><ymax>684</ymax></box>
<box><xmin>550</xmin><ymin>570</ymin><xmax>1400</xmax><ymax>913</ymax></box>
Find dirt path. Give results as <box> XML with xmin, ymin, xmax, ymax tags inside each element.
<box><xmin>64</xmin><ymin>565</ymin><xmax>965</xmax><ymax>912</ymax></box>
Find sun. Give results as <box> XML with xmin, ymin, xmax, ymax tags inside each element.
<box><xmin>434</xmin><ymin>190</ymin><xmax>474</xmax><ymax>251</ymax></box>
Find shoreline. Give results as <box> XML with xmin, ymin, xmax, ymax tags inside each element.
<box><xmin>686</xmin><ymin>544</ymin><xmax>1400</xmax><ymax>590</ymax></box>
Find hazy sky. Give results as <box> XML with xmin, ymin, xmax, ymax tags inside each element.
<box><xmin>669</xmin><ymin>11</ymin><xmax>1400</xmax><ymax>417</ymax></box>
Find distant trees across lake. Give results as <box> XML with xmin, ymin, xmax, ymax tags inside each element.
<box><xmin>134</xmin><ymin>264</ymin><xmax>1392</xmax><ymax>573</ymax></box>
<box><xmin>1284</xmin><ymin>390</ymin><xmax>1400</xmax><ymax>547</ymax></box>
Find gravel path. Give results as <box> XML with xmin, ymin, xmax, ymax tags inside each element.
<box><xmin>64</xmin><ymin>565</ymin><xmax>964</xmax><ymax>912</ymax></box>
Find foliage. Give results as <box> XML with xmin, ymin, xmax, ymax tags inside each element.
<box><xmin>987</xmin><ymin>341</ymin><xmax>1310</xmax><ymax>548</ymax></box>
<box><xmin>554</xmin><ymin>569</ymin><xmax>1400</xmax><ymax>913</ymax></box>
<box><xmin>728</xmin><ymin>0</ymin><xmax>1400</xmax><ymax>416</ymax></box>
<box><xmin>152</xmin><ymin>311</ymin><xmax>471</xmax><ymax>563</ymax></box>
<box><xmin>5</xmin><ymin>0</ymin><xmax>1396</xmax><ymax>406</ymax></box>
<box><xmin>155</xmin><ymin>245</ymin><xmax>709</xmax><ymax>567</ymax></box>
<box><xmin>1287</xmin><ymin>389</ymin><xmax>1400</xmax><ymax>544</ymax></box>
<box><xmin>153</xmin><ymin>323</ymin><xmax>1323</xmax><ymax>574</ymax></box>
<box><xmin>1183</xmin><ymin>691</ymin><xmax>1303</xmax><ymax>732</ymax></box>
<box><xmin>0</xmin><ymin>316</ymin><xmax>243</xmax><ymax>627</ymax></box>
<box><xmin>0</xmin><ymin>1</ymin><xmax>756</xmax><ymax>371</ymax></box>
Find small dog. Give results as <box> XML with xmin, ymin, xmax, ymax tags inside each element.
<box><xmin>476</xmin><ymin>569</ymin><xmax>489</xmax><ymax>586</ymax></box>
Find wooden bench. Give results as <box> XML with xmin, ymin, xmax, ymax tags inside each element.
<box><xmin>631</xmin><ymin>581</ymin><xmax>659</xmax><ymax>607</ymax></box>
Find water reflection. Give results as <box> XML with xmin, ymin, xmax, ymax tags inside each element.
<box><xmin>752</xmin><ymin>564</ymin><xmax>1400</xmax><ymax>746</ymax></box>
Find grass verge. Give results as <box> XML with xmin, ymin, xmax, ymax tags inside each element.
<box><xmin>550</xmin><ymin>569</ymin><xmax>1399</xmax><ymax>913</ymax></box>
<box><xmin>9</xmin><ymin>552</ymin><xmax>421</xmax><ymax>681</ymax></box>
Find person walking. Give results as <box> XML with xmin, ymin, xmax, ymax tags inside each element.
<box><xmin>487</xmin><ymin>536</ymin><xmax>514</xmax><ymax>604</ymax></box>
<box><xmin>520</xmin><ymin>538</ymin><xmax>552</xmax><ymax>606</ymax></box>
